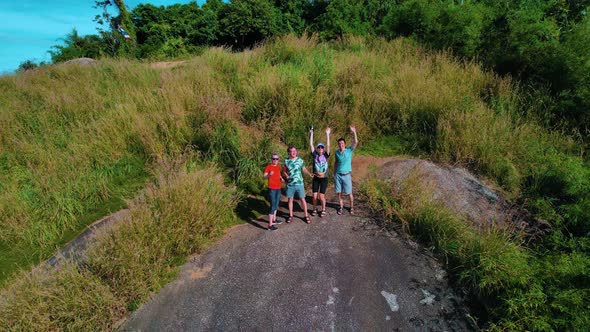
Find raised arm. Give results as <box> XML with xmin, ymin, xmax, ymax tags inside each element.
<box><xmin>309</xmin><ymin>128</ymin><xmax>315</xmax><ymax>154</ymax></box>
<box><xmin>325</xmin><ymin>127</ymin><xmax>331</xmax><ymax>154</ymax></box>
<box><xmin>350</xmin><ymin>125</ymin><xmax>358</xmax><ymax>149</ymax></box>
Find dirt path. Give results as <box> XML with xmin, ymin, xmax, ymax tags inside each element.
<box><xmin>123</xmin><ymin>157</ymin><xmax>472</xmax><ymax>331</ymax></box>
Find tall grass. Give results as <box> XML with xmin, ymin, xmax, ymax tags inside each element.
<box><xmin>0</xmin><ymin>261</ymin><xmax>125</xmax><ymax>331</ymax></box>
<box><xmin>0</xmin><ymin>54</ymin><xmax>267</xmax><ymax>282</ymax></box>
<box><xmin>0</xmin><ymin>162</ymin><xmax>238</xmax><ymax>330</ymax></box>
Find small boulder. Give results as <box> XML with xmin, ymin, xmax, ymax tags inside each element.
<box><xmin>64</xmin><ymin>57</ymin><xmax>97</xmax><ymax>66</ymax></box>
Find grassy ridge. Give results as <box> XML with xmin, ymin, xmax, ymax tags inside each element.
<box><xmin>0</xmin><ymin>163</ymin><xmax>238</xmax><ymax>330</ymax></box>
<box><xmin>0</xmin><ymin>35</ymin><xmax>588</xmax><ymax>328</ymax></box>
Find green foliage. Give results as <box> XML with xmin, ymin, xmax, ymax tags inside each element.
<box><xmin>505</xmin><ymin>1</ymin><xmax>562</xmax><ymax>78</ymax></box>
<box><xmin>262</xmin><ymin>34</ymin><xmax>313</xmax><ymax>66</ymax></box>
<box><xmin>358</xmin><ymin>134</ymin><xmax>426</xmax><ymax>157</ymax></box>
<box><xmin>433</xmin><ymin>3</ymin><xmax>491</xmax><ymax>58</ymax></box>
<box><xmin>133</xmin><ymin>2</ymin><xmax>219</xmax><ymax>58</ymax></box>
<box><xmin>93</xmin><ymin>0</ymin><xmax>137</xmax><ymax>58</ymax></box>
<box><xmin>218</xmin><ymin>0</ymin><xmax>278</xmax><ymax>47</ymax></box>
<box><xmin>378</xmin><ymin>0</ymin><xmax>590</xmax><ymax>134</ymax></box>
<box><xmin>17</xmin><ymin>60</ymin><xmax>40</xmax><ymax>72</ymax></box>
<box><xmin>380</xmin><ymin>0</ymin><xmax>440</xmax><ymax>39</ymax></box>
<box><xmin>557</xmin><ymin>17</ymin><xmax>590</xmax><ymax>132</ymax></box>
<box><xmin>273</xmin><ymin>0</ymin><xmax>306</xmax><ymax>35</ymax></box>
<box><xmin>316</xmin><ymin>0</ymin><xmax>373</xmax><ymax>39</ymax></box>
<box><xmin>49</xmin><ymin>29</ymin><xmax>105</xmax><ymax>63</ymax></box>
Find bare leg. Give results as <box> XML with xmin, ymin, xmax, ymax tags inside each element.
<box><xmin>312</xmin><ymin>192</ymin><xmax>318</xmax><ymax>212</ymax></box>
<box><xmin>319</xmin><ymin>193</ymin><xmax>326</xmax><ymax>212</ymax></box>
<box><xmin>338</xmin><ymin>192</ymin><xmax>344</xmax><ymax>210</ymax></box>
<box><xmin>288</xmin><ymin>197</ymin><xmax>294</xmax><ymax>217</ymax></box>
<box><xmin>300</xmin><ymin>198</ymin><xmax>309</xmax><ymax>216</ymax></box>
<box><xmin>349</xmin><ymin>193</ymin><xmax>354</xmax><ymax>210</ymax></box>
<box><xmin>268</xmin><ymin>214</ymin><xmax>274</xmax><ymax>228</ymax></box>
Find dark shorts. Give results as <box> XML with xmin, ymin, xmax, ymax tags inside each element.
<box><xmin>312</xmin><ymin>176</ymin><xmax>328</xmax><ymax>194</ymax></box>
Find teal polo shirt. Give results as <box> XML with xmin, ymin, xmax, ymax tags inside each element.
<box><xmin>335</xmin><ymin>146</ymin><xmax>354</xmax><ymax>174</ymax></box>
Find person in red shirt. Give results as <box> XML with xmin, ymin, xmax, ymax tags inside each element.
<box><xmin>263</xmin><ymin>153</ymin><xmax>284</xmax><ymax>230</ymax></box>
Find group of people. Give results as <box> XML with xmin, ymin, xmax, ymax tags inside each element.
<box><xmin>263</xmin><ymin>125</ymin><xmax>359</xmax><ymax>230</ymax></box>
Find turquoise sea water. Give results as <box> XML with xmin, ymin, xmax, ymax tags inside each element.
<box><xmin>0</xmin><ymin>0</ymin><xmax>200</xmax><ymax>74</ymax></box>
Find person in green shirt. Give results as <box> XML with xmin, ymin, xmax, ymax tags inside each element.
<box><xmin>283</xmin><ymin>146</ymin><xmax>315</xmax><ymax>224</ymax></box>
<box><xmin>334</xmin><ymin>125</ymin><xmax>358</xmax><ymax>215</ymax></box>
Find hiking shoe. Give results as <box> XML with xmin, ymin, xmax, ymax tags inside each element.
<box><xmin>274</xmin><ymin>219</ymin><xmax>283</xmax><ymax>225</ymax></box>
<box><xmin>349</xmin><ymin>208</ymin><xmax>355</xmax><ymax>215</ymax></box>
<box><xmin>268</xmin><ymin>225</ymin><xmax>278</xmax><ymax>231</ymax></box>
<box><xmin>337</xmin><ymin>208</ymin><xmax>343</xmax><ymax>215</ymax></box>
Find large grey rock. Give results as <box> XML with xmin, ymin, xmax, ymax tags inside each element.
<box><xmin>378</xmin><ymin>159</ymin><xmax>549</xmax><ymax>240</ymax></box>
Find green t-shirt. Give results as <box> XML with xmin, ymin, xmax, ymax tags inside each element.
<box><xmin>335</xmin><ymin>146</ymin><xmax>354</xmax><ymax>173</ymax></box>
<box><xmin>284</xmin><ymin>157</ymin><xmax>304</xmax><ymax>186</ymax></box>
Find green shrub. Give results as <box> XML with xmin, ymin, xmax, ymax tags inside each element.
<box><xmin>87</xmin><ymin>164</ymin><xmax>238</xmax><ymax>303</ymax></box>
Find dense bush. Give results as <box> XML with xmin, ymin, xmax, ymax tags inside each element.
<box><xmin>379</xmin><ymin>0</ymin><xmax>590</xmax><ymax>134</ymax></box>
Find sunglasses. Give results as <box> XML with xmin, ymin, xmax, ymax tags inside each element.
<box><xmin>272</xmin><ymin>158</ymin><xmax>279</xmax><ymax>160</ymax></box>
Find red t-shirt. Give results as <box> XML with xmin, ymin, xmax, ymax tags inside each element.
<box><xmin>264</xmin><ymin>164</ymin><xmax>282</xmax><ymax>189</ymax></box>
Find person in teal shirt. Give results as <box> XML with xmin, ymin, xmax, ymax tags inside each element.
<box><xmin>334</xmin><ymin>125</ymin><xmax>358</xmax><ymax>215</ymax></box>
<box><xmin>283</xmin><ymin>146</ymin><xmax>314</xmax><ymax>224</ymax></box>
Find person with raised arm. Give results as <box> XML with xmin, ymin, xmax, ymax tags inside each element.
<box><xmin>309</xmin><ymin>127</ymin><xmax>331</xmax><ymax>218</ymax></box>
<box><xmin>334</xmin><ymin>125</ymin><xmax>358</xmax><ymax>215</ymax></box>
